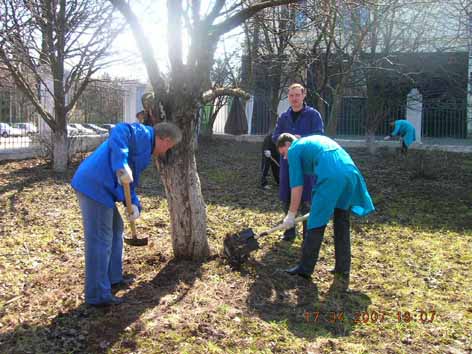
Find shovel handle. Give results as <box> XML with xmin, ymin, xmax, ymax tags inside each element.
<box><xmin>269</xmin><ymin>156</ymin><xmax>280</xmax><ymax>167</ymax></box>
<box><xmin>258</xmin><ymin>213</ymin><xmax>309</xmax><ymax>237</ymax></box>
<box><xmin>123</xmin><ymin>182</ymin><xmax>137</xmax><ymax>238</ymax></box>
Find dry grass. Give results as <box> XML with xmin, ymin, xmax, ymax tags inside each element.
<box><xmin>0</xmin><ymin>138</ymin><xmax>471</xmax><ymax>354</ymax></box>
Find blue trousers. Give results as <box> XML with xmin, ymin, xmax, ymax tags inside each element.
<box><xmin>77</xmin><ymin>192</ymin><xmax>124</xmax><ymax>305</ymax></box>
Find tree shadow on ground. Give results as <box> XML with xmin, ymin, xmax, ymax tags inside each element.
<box><xmin>244</xmin><ymin>237</ymin><xmax>371</xmax><ymax>340</ymax></box>
<box><xmin>0</xmin><ymin>258</ymin><xmax>203</xmax><ymax>353</ymax></box>
<box><xmin>0</xmin><ymin>159</ymin><xmax>69</xmax><ymax>196</ymax></box>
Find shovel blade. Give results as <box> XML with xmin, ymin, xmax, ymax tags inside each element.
<box><xmin>223</xmin><ymin>228</ymin><xmax>260</xmax><ymax>267</ymax></box>
<box><xmin>237</xmin><ymin>228</ymin><xmax>256</xmax><ymax>241</ymax></box>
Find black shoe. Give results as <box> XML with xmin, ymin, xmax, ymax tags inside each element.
<box><xmin>90</xmin><ymin>295</ymin><xmax>124</xmax><ymax>307</ymax></box>
<box><xmin>284</xmin><ymin>265</ymin><xmax>311</xmax><ymax>279</ymax></box>
<box><xmin>260</xmin><ymin>179</ymin><xmax>268</xmax><ymax>189</ymax></box>
<box><xmin>112</xmin><ymin>276</ymin><xmax>135</xmax><ymax>288</ymax></box>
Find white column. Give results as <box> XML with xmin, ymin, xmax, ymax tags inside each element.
<box><xmin>245</xmin><ymin>95</ymin><xmax>254</xmax><ymax>134</ymax></box>
<box><xmin>406</xmin><ymin>88</ymin><xmax>422</xmax><ymax>143</ymax></box>
<box><xmin>122</xmin><ymin>81</ymin><xmax>139</xmax><ymax>123</ymax></box>
<box><xmin>277</xmin><ymin>97</ymin><xmax>290</xmax><ymax>116</ymax></box>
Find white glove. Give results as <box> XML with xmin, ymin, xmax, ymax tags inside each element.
<box><xmin>282</xmin><ymin>211</ymin><xmax>296</xmax><ymax>229</ymax></box>
<box><xmin>127</xmin><ymin>204</ymin><xmax>140</xmax><ymax>221</ymax></box>
<box><xmin>264</xmin><ymin>150</ymin><xmax>271</xmax><ymax>158</ymax></box>
<box><xmin>117</xmin><ymin>164</ymin><xmax>133</xmax><ymax>185</ymax></box>
<box><xmin>383</xmin><ymin>135</ymin><xmax>391</xmax><ymax>141</ymax></box>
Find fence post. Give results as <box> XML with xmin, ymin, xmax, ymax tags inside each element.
<box><xmin>406</xmin><ymin>88</ymin><xmax>422</xmax><ymax>143</ymax></box>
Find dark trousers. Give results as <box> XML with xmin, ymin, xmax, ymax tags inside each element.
<box><xmin>401</xmin><ymin>141</ymin><xmax>408</xmax><ymax>155</ymax></box>
<box><xmin>261</xmin><ymin>156</ymin><xmax>280</xmax><ymax>186</ymax></box>
<box><xmin>299</xmin><ymin>208</ymin><xmax>351</xmax><ymax>275</ymax></box>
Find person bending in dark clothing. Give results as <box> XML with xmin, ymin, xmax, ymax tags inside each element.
<box><xmin>260</xmin><ymin>133</ymin><xmax>280</xmax><ymax>189</ymax></box>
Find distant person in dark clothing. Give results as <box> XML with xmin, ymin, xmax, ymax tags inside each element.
<box><xmin>260</xmin><ymin>133</ymin><xmax>280</xmax><ymax>189</ymax></box>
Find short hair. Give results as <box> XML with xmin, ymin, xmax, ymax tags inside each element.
<box><xmin>136</xmin><ymin>110</ymin><xmax>145</xmax><ymax>118</ymax></box>
<box><xmin>288</xmin><ymin>83</ymin><xmax>305</xmax><ymax>94</ymax></box>
<box><xmin>154</xmin><ymin>122</ymin><xmax>182</xmax><ymax>144</ymax></box>
<box><xmin>276</xmin><ymin>133</ymin><xmax>297</xmax><ymax>148</ymax></box>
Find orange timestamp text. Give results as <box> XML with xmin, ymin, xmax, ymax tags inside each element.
<box><xmin>303</xmin><ymin>310</ymin><xmax>436</xmax><ymax>324</ymax></box>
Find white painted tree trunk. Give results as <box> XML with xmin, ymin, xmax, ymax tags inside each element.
<box><xmin>156</xmin><ymin>114</ymin><xmax>209</xmax><ymax>260</ymax></box>
<box><xmin>53</xmin><ymin>130</ymin><xmax>68</xmax><ymax>172</ymax></box>
<box><xmin>366</xmin><ymin>131</ymin><xmax>377</xmax><ymax>155</ymax></box>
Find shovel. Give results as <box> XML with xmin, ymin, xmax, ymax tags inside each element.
<box><xmin>223</xmin><ymin>213</ymin><xmax>309</xmax><ymax>267</ymax></box>
<box><xmin>123</xmin><ymin>182</ymin><xmax>148</xmax><ymax>246</ymax></box>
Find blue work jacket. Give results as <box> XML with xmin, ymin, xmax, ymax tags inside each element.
<box><xmin>272</xmin><ymin>104</ymin><xmax>324</xmax><ymax>202</ymax></box>
<box><xmin>287</xmin><ymin>135</ymin><xmax>375</xmax><ymax>229</ymax></box>
<box><xmin>71</xmin><ymin>123</ymin><xmax>155</xmax><ymax>210</ymax></box>
<box><xmin>391</xmin><ymin>120</ymin><xmax>416</xmax><ymax>147</ymax></box>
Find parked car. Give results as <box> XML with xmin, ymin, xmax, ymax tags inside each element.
<box><xmin>0</xmin><ymin>122</ymin><xmax>23</xmax><ymax>137</ymax></box>
<box><xmin>69</xmin><ymin>123</ymin><xmax>95</xmax><ymax>135</ymax></box>
<box><xmin>13</xmin><ymin>123</ymin><xmax>38</xmax><ymax>136</ymax></box>
<box><xmin>83</xmin><ymin>123</ymin><xmax>108</xmax><ymax>135</ymax></box>
<box><xmin>67</xmin><ymin>125</ymin><xmax>80</xmax><ymax>137</ymax></box>
<box><xmin>101</xmin><ymin>124</ymin><xmax>116</xmax><ymax>132</ymax></box>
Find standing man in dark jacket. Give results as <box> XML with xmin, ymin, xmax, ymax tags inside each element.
<box><xmin>272</xmin><ymin>83</ymin><xmax>324</xmax><ymax>241</ymax></box>
<box><xmin>260</xmin><ymin>133</ymin><xmax>280</xmax><ymax>189</ymax></box>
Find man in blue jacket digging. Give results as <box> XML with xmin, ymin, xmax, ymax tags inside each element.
<box><xmin>71</xmin><ymin>122</ymin><xmax>181</xmax><ymax>306</ymax></box>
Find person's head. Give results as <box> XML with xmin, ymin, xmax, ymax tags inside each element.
<box><xmin>276</xmin><ymin>133</ymin><xmax>297</xmax><ymax>158</ymax></box>
<box><xmin>288</xmin><ymin>83</ymin><xmax>306</xmax><ymax>112</ymax></box>
<box><xmin>153</xmin><ymin>122</ymin><xmax>182</xmax><ymax>156</ymax></box>
<box><xmin>388</xmin><ymin>120</ymin><xmax>396</xmax><ymax>127</ymax></box>
<box><xmin>136</xmin><ymin>111</ymin><xmax>145</xmax><ymax>122</ymax></box>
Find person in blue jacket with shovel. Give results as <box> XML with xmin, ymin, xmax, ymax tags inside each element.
<box><xmin>272</xmin><ymin>83</ymin><xmax>324</xmax><ymax>241</ymax></box>
<box><xmin>277</xmin><ymin>133</ymin><xmax>375</xmax><ymax>290</ymax></box>
<box><xmin>71</xmin><ymin>121</ymin><xmax>181</xmax><ymax>306</ymax></box>
<box><xmin>384</xmin><ymin>119</ymin><xmax>416</xmax><ymax>154</ymax></box>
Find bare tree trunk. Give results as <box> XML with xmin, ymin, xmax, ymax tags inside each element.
<box><xmin>157</xmin><ymin>112</ymin><xmax>209</xmax><ymax>260</ymax></box>
<box><xmin>326</xmin><ymin>86</ymin><xmax>344</xmax><ymax>137</ymax></box>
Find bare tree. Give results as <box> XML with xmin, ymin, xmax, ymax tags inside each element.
<box><xmin>109</xmin><ymin>0</ymin><xmax>300</xmax><ymax>260</ymax></box>
<box><xmin>243</xmin><ymin>3</ymin><xmax>302</xmax><ymax>128</ymax></box>
<box><xmin>0</xmin><ymin>0</ymin><xmax>123</xmax><ymax>171</ymax></box>
<box><xmin>360</xmin><ymin>0</ymin><xmax>458</xmax><ymax>152</ymax></box>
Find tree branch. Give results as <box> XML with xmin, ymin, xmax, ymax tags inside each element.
<box><xmin>202</xmin><ymin>87</ymin><xmax>250</xmax><ymax>103</ymax></box>
<box><xmin>209</xmin><ymin>0</ymin><xmax>299</xmax><ymax>40</ymax></box>
<box><xmin>109</xmin><ymin>0</ymin><xmax>167</xmax><ymax>101</ymax></box>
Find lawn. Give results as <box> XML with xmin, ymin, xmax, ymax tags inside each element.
<box><xmin>0</xmin><ymin>138</ymin><xmax>471</xmax><ymax>354</ymax></box>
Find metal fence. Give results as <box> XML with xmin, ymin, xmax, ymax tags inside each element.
<box><xmin>246</xmin><ymin>94</ymin><xmax>468</xmax><ymax>139</ymax></box>
<box><xmin>336</xmin><ymin>97</ymin><xmax>406</xmax><ymax>137</ymax></box>
<box><xmin>422</xmin><ymin>101</ymin><xmax>467</xmax><ymax>138</ymax></box>
<box><xmin>1</xmin><ymin>81</ymin><xmax>125</xmax><ymax>152</ymax></box>
<box><xmin>0</xmin><ymin>87</ymin><xmax>42</xmax><ymax>150</ymax></box>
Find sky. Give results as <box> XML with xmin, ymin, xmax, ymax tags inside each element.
<box><xmin>102</xmin><ymin>1</ymin><xmax>244</xmax><ymax>83</ymax></box>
